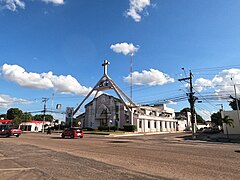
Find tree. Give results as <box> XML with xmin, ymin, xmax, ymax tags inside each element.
<box><xmin>6</xmin><ymin>108</ymin><xmax>23</xmax><ymax>120</ymax></box>
<box><xmin>33</xmin><ymin>114</ymin><xmax>53</xmax><ymax>122</ymax></box>
<box><xmin>12</xmin><ymin>117</ymin><xmax>22</xmax><ymax>128</ymax></box>
<box><xmin>0</xmin><ymin>114</ymin><xmax>7</xmax><ymax>119</ymax></box>
<box><xmin>180</xmin><ymin>107</ymin><xmax>190</xmax><ymax>114</ymax></box>
<box><xmin>45</xmin><ymin>114</ymin><xmax>54</xmax><ymax>122</ymax></box>
<box><xmin>33</xmin><ymin>114</ymin><xmax>43</xmax><ymax>121</ymax></box>
<box><xmin>229</xmin><ymin>99</ymin><xmax>240</xmax><ymax>110</ymax></box>
<box><xmin>221</xmin><ymin>115</ymin><xmax>234</xmax><ymax>140</ymax></box>
<box><xmin>196</xmin><ymin>114</ymin><xmax>205</xmax><ymax>124</ymax></box>
<box><xmin>20</xmin><ymin>112</ymin><xmax>32</xmax><ymax>122</ymax></box>
<box><xmin>211</xmin><ymin>112</ymin><xmax>222</xmax><ymax>126</ymax></box>
<box><xmin>180</xmin><ymin>107</ymin><xmax>205</xmax><ymax>124</ymax></box>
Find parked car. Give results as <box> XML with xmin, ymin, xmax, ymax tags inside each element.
<box><xmin>61</xmin><ymin>127</ymin><xmax>84</xmax><ymax>139</ymax></box>
<box><xmin>0</xmin><ymin>125</ymin><xmax>22</xmax><ymax>137</ymax></box>
<box><xmin>201</xmin><ymin>127</ymin><xmax>220</xmax><ymax>134</ymax></box>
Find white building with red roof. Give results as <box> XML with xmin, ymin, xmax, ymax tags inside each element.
<box><xmin>19</xmin><ymin>120</ymin><xmax>51</xmax><ymax>132</ymax></box>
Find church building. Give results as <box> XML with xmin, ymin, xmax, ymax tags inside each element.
<box><xmin>75</xmin><ymin>60</ymin><xmax>177</xmax><ymax>133</ymax></box>
<box><xmin>77</xmin><ymin>93</ymin><xmax>177</xmax><ymax>133</ymax></box>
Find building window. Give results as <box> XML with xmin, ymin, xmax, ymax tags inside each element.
<box><xmin>139</xmin><ymin>120</ymin><xmax>142</xmax><ymax>128</ymax></box>
<box><xmin>154</xmin><ymin>121</ymin><xmax>156</xmax><ymax>128</ymax></box>
<box><xmin>160</xmin><ymin>121</ymin><xmax>162</xmax><ymax>127</ymax></box>
<box><xmin>165</xmin><ymin>122</ymin><xmax>167</xmax><ymax>128</ymax></box>
<box><xmin>169</xmin><ymin>122</ymin><xmax>172</xmax><ymax>128</ymax></box>
<box><xmin>152</xmin><ymin>111</ymin><xmax>156</xmax><ymax>116</ymax></box>
<box><xmin>140</xmin><ymin>109</ymin><xmax>146</xmax><ymax>115</ymax></box>
<box><xmin>148</xmin><ymin>121</ymin><xmax>150</xmax><ymax>128</ymax></box>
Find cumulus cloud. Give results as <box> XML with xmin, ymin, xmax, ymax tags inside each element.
<box><xmin>124</xmin><ymin>69</ymin><xmax>175</xmax><ymax>86</ymax></box>
<box><xmin>0</xmin><ymin>94</ymin><xmax>31</xmax><ymax>108</ymax></box>
<box><xmin>126</xmin><ymin>0</ymin><xmax>151</xmax><ymax>22</ymax></box>
<box><xmin>194</xmin><ymin>78</ymin><xmax>214</xmax><ymax>92</ymax></box>
<box><xmin>1</xmin><ymin>64</ymin><xmax>91</xmax><ymax>96</ymax></box>
<box><xmin>110</xmin><ymin>42</ymin><xmax>139</xmax><ymax>55</ymax></box>
<box><xmin>194</xmin><ymin>68</ymin><xmax>240</xmax><ymax>95</ymax></box>
<box><xmin>0</xmin><ymin>0</ymin><xmax>25</xmax><ymax>11</ymax></box>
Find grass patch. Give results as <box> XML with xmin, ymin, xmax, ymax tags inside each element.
<box><xmin>84</xmin><ymin>130</ymin><xmax>129</xmax><ymax>135</ymax></box>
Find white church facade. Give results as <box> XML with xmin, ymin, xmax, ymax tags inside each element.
<box><xmin>77</xmin><ymin>93</ymin><xmax>177</xmax><ymax>133</ymax></box>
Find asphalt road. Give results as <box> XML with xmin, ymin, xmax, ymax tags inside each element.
<box><xmin>0</xmin><ymin>132</ymin><xmax>240</xmax><ymax>180</ymax></box>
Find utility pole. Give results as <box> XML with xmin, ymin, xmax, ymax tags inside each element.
<box><xmin>130</xmin><ymin>51</ymin><xmax>133</xmax><ymax>101</ymax></box>
<box><xmin>216</xmin><ymin>104</ymin><xmax>224</xmax><ymax>118</ymax></box>
<box><xmin>179</xmin><ymin>70</ymin><xmax>197</xmax><ymax>139</ymax></box>
<box><xmin>230</xmin><ymin>78</ymin><xmax>240</xmax><ymax>125</ymax></box>
<box><xmin>42</xmin><ymin>97</ymin><xmax>49</xmax><ymax>133</ymax></box>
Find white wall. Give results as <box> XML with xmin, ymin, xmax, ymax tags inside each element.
<box><xmin>223</xmin><ymin>111</ymin><xmax>240</xmax><ymax>134</ymax></box>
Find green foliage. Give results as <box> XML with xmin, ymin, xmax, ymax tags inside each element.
<box><xmin>33</xmin><ymin>114</ymin><xmax>43</xmax><ymax>120</ymax></box>
<box><xmin>84</xmin><ymin>127</ymin><xmax>94</xmax><ymax>131</ymax></box>
<box><xmin>123</xmin><ymin>125</ymin><xmax>137</xmax><ymax>132</ymax></box>
<box><xmin>229</xmin><ymin>99</ymin><xmax>240</xmax><ymax>110</ymax></box>
<box><xmin>12</xmin><ymin>117</ymin><xmax>22</xmax><ymax>128</ymax></box>
<box><xmin>221</xmin><ymin>115</ymin><xmax>234</xmax><ymax>139</ymax></box>
<box><xmin>45</xmin><ymin>114</ymin><xmax>54</xmax><ymax>122</ymax></box>
<box><xmin>222</xmin><ymin>115</ymin><xmax>234</xmax><ymax>127</ymax></box>
<box><xmin>110</xmin><ymin>126</ymin><xmax>117</xmax><ymax>131</ymax></box>
<box><xmin>180</xmin><ymin>108</ymin><xmax>190</xmax><ymax>114</ymax></box>
<box><xmin>7</xmin><ymin>108</ymin><xmax>23</xmax><ymax>120</ymax></box>
<box><xmin>98</xmin><ymin>126</ymin><xmax>117</xmax><ymax>131</ymax></box>
<box><xmin>98</xmin><ymin>126</ymin><xmax>108</xmax><ymax>131</ymax></box>
<box><xmin>196</xmin><ymin>114</ymin><xmax>205</xmax><ymax>124</ymax></box>
<box><xmin>20</xmin><ymin>112</ymin><xmax>32</xmax><ymax>122</ymax></box>
<box><xmin>33</xmin><ymin>114</ymin><xmax>53</xmax><ymax>122</ymax></box>
<box><xmin>0</xmin><ymin>114</ymin><xmax>7</xmax><ymax>119</ymax></box>
<box><xmin>211</xmin><ymin>112</ymin><xmax>222</xmax><ymax>126</ymax></box>
<box><xmin>180</xmin><ymin>107</ymin><xmax>205</xmax><ymax>124</ymax></box>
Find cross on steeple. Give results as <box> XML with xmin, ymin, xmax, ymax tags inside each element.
<box><xmin>102</xmin><ymin>60</ymin><xmax>110</xmax><ymax>75</ymax></box>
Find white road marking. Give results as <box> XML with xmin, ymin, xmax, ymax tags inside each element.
<box><xmin>0</xmin><ymin>167</ymin><xmax>34</xmax><ymax>171</ymax></box>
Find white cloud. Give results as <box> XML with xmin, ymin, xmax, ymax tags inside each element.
<box><xmin>194</xmin><ymin>78</ymin><xmax>213</xmax><ymax>92</ymax></box>
<box><xmin>110</xmin><ymin>42</ymin><xmax>139</xmax><ymax>55</ymax></box>
<box><xmin>0</xmin><ymin>0</ymin><xmax>64</xmax><ymax>11</ymax></box>
<box><xmin>166</xmin><ymin>100</ymin><xmax>177</xmax><ymax>105</ymax></box>
<box><xmin>194</xmin><ymin>68</ymin><xmax>240</xmax><ymax>95</ymax></box>
<box><xmin>0</xmin><ymin>0</ymin><xmax>25</xmax><ymax>11</ymax></box>
<box><xmin>126</xmin><ymin>0</ymin><xmax>151</xmax><ymax>22</ymax></box>
<box><xmin>41</xmin><ymin>0</ymin><xmax>64</xmax><ymax>5</ymax></box>
<box><xmin>124</xmin><ymin>69</ymin><xmax>175</xmax><ymax>86</ymax></box>
<box><xmin>0</xmin><ymin>94</ymin><xmax>31</xmax><ymax>108</ymax></box>
<box><xmin>1</xmin><ymin>64</ymin><xmax>91</xmax><ymax>96</ymax></box>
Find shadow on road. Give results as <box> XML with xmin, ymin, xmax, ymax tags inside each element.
<box><xmin>177</xmin><ymin>133</ymin><xmax>240</xmax><ymax>144</ymax></box>
<box><xmin>108</xmin><ymin>140</ymin><xmax>132</xmax><ymax>144</ymax></box>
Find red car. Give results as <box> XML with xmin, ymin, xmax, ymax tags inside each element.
<box><xmin>61</xmin><ymin>127</ymin><xmax>84</xmax><ymax>139</ymax></box>
<box><xmin>0</xmin><ymin>126</ymin><xmax>22</xmax><ymax>138</ymax></box>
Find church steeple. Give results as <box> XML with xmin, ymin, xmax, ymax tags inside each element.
<box><xmin>73</xmin><ymin>60</ymin><xmax>136</xmax><ymax>122</ymax></box>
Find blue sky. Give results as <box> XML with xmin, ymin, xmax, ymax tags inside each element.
<box><xmin>1</xmin><ymin>0</ymin><xmax>240</xmax><ymax>120</ymax></box>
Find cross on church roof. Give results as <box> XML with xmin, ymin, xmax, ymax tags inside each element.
<box><xmin>102</xmin><ymin>60</ymin><xmax>110</xmax><ymax>75</ymax></box>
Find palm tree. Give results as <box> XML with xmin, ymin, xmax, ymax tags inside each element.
<box><xmin>221</xmin><ymin>115</ymin><xmax>234</xmax><ymax>140</ymax></box>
